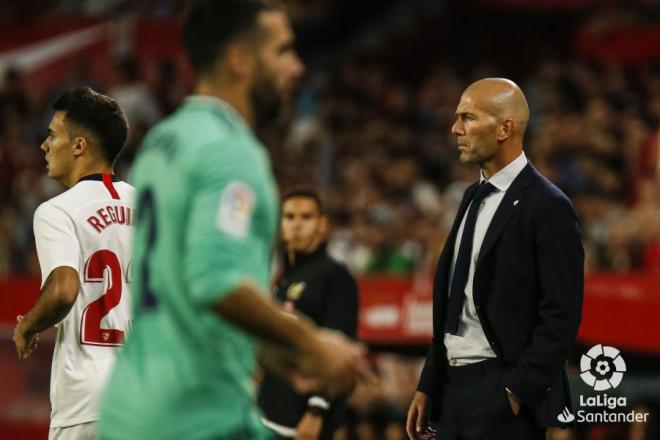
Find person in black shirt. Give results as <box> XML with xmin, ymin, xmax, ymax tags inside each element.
<box><xmin>259</xmin><ymin>187</ymin><xmax>359</xmax><ymax>440</ymax></box>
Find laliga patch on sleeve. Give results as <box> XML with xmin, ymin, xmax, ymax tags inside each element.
<box><xmin>216</xmin><ymin>181</ymin><xmax>255</xmax><ymax>239</ymax></box>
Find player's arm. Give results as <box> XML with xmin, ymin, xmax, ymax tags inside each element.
<box><xmin>13</xmin><ymin>267</ymin><xmax>80</xmax><ymax>359</ymax></box>
<box><xmin>184</xmin><ymin>151</ymin><xmax>374</xmax><ymax>397</ymax></box>
<box><xmin>214</xmin><ymin>280</ymin><xmax>369</xmax><ymax>398</ymax></box>
<box><xmin>14</xmin><ymin>203</ymin><xmax>81</xmax><ymax>360</ymax></box>
<box><xmin>215</xmin><ymin>280</ymin><xmax>319</xmax><ymax>355</ymax></box>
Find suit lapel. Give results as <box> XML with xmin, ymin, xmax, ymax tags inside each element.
<box><xmin>477</xmin><ymin>163</ymin><xmax>536</xmax><ymax>266</ymax></box>
<box><xmin>447</xmin><ymin>182</ymin><xmax>479</xmax><ymax>250</ymax></box>
<box><xmin>438</xmin><ymin>182</ymin><xmax>479</xmax><ymax>273</ymax></box>
<box><xmin>432</xmin><ymin>181</ymin><xmax>479</xmax><ymax>336</ymax></box>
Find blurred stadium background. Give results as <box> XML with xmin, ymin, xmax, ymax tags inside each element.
<box><xmin>0</xmin><ymin>0</ymin><xmax>658</xmax><ymax>439</ymax></box>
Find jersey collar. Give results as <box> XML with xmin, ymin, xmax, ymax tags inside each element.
<box><xmin>77</xmin><ymin>173</ymin><xmax>119</xmax><ymax>183</ymax></box>
<box><xmin>183</xmin><ymin>95</ymin><xmax>251</xmax><ymax>133</ymax></box>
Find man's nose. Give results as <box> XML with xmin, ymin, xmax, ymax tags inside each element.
<box><xmin>451</xmin><ymin>121</ymin><xmax>463</xmax><ymax>135</ymax></box>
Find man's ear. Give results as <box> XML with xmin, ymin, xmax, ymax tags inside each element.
<box><xmin>497</xmin><ymin>119</ymin><xmax>514</xmax><ymax>142</ymax></box>
<box><xmin>71</xmin><ymin>136</ymin><xmax>88</xmax><ymax>158</ymax></box>
<box><xmin>225</xmin><ymin>43</ymin><xmax>256</xmax><ymax>79</ymax></box>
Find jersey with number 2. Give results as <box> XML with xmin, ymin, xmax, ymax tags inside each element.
<box><xmin>33</xmin><ymin>174</ymin><xmax>134</xmax><ymax>428</ymax></box>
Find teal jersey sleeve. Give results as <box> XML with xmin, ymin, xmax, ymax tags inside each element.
<box><xmin>184</xmin><ymin>141</ymin><xmax>269</xmax><ymax>306</ymax></box>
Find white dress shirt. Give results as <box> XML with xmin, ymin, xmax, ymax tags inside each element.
<box><xmin>445</xmin><ymin>152</ymin><xmax>528</xmax><ymax>366</ymax></box>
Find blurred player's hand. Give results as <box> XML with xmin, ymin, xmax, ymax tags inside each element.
<box><xmin>406</xmin><ymin>391</ymin><xmax>435</xmax><ymax>440</ymax></box>
<box><xmin>13</xmin><ymin>315</ymin><xmax>40</xmax><ymax>360</ymax></box>
<box><xmin>303</xmin><ymin>329</ymin><xmax>377</xmax><ymax>399</ymax></box>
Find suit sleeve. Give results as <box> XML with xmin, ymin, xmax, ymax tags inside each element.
<box><xmin>417</xmin><ymin>342</ymin><xmax>440</xmax><ymax>395</ymax></box>
<box><xmin>502</xmin><ymin>194</ymin><xmax>584</xmax><ymax>409</ymax></box>
<box><xmin>183</xmin><ymin>143</ymin><xmax>262</xmax><ymax>306</ymax></box>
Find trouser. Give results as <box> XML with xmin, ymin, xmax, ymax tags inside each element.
<box><xmin>434</xmin><ymin>358</ymin><xmax>545</xmax><ymax>440</ymax></box>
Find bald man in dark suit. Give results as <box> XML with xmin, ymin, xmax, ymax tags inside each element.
<box><xmin>406</xmin><ymin>78</ymin><xmax>583</xmax><ymax>440</ymax></box>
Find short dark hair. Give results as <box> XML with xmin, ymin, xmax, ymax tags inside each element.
<box><xmin>53</xmin><ymin>87</ymin><xmax>128</xmax><ymax>165</ymax></box>
<box><xmin>182</xmin><ymin>0</ymin><xmax>280</xmax><ymax>75</ymax></box>
<box><xmin>282</xmin><ymin>187</ymin><xmax>326</xmax><ymax>215</ymax></box>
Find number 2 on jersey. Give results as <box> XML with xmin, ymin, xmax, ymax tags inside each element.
<box><xmin>138</xmin><ymin>188</ymin><xmax>158</xmax><ymax>310</ymax></box>
<box><xmin>81</xmin><ymin>250</ymin><xmax>125</xmax><ymax>346</ymax></box>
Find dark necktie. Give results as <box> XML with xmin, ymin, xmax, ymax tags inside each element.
<box><xmin>444</xmin><ymin>181</ymin><xmax>496</xmax><ymax>334</ymax></box>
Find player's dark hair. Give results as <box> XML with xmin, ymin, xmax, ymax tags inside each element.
<box><xmin>53</xmin><ymin>87</ymin><xmax>128</xmax><ymax>166</ymax></box>
<box><xmin>182</xmin><ymin>0</ymin><xmax>281</xmax><ymax>75</ymax></box>
<box><xmin>282</xmin><ymin>187</ymin><xmax>326</xmax><ymax>215</ymax></box>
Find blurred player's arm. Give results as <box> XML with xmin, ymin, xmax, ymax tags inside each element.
<box><xmin>214</xmin><ymin>280</ymin><xmax>373</xmax><ymax>398</ymax></box>
<box><xmin>185</xmin><ymin>167</ymin><xmax>374</xmax><ymax>397</ymax></box>
<box><xmin>215</xmin><ymin>281</ymin><xmax>318</xmax><ymax>350</ymax></box>
<box><xmin>13</xmin><ymin>267</ymin><xmax>80</xmax><ymax>359</ymax></box>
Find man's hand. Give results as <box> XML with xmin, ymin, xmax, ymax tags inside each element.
<box><xmin>295</xmin><ymin>411</ymin><xmax>323</xmax><ymax>440</ymax></box>
<box><xmin>13</xmin><ymin>315</ymin><xmax>40</xmax><ymax>360</ymax></box>
<box><xmin>506</xmin><ymin>389</ymin><xmax>521</xmax><ymax>415</ymax></box>
<box><xmin>406</xmin><ymin>391</ymin><xmax>434</xmax><ymax>439</ymax></box>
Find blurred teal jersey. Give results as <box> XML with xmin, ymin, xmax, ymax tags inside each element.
<box><xmin>99</xmin><ymin>96</ymin><xmax>278</xmax><ymax>439</ymax></box>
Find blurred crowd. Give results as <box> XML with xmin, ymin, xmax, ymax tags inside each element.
<box><xmin>1</xmin><ymin>50</ymin><xmax>659</xmax><ymax>277</ymax></box>
<box><xmin>287</xmin><ymin>58</ymin><xmax>660</xmax><ymax>277</ymax></box>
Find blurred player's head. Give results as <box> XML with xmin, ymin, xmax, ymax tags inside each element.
<box><xmin>451</xmin><ymin>78</ymin><xmax>529</xmax><ymax>177</ymax></box>
<box><xmin>281</xmin><ymin>187</ymin><xmax>327</xmax><ymax>254</ymax></box>
<box><xmin>182</xmin><ymin>0</ymin><xmax>304</xmax><ymax>128</ymax></box>
<box><xmin>42</xmin><ymin>87</ymin><xmax>128</xmax><ymax>186</ymax></box>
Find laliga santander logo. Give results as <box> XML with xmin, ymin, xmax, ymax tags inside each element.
<box><xmin>580</xmin><ymin>344</ymin><xmax>627</xmax><ymax>391</ymax></box>
<box><xmin>558</xmin><ymin>344</ymin><xmax>649</xmax><ymax>424</ymax></box>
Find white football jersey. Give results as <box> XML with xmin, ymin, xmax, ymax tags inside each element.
<box><xmin>33</xmin><ymin>174</ymin><xmax>134</xmax><ymax>428</ymax></box>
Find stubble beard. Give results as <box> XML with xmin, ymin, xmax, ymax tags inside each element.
<box><xmin>251</xmin><ymin>73</ymin><xmax>285</xmax><ymax>129</ymax></box>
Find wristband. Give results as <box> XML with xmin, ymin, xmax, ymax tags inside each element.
<box><xmin>307</xmin><ymin>396</ymin><xmax>330</xmax><ymax>416</ymax></box>
<box><xmin>307</xmin><ymin>396</ymin><xmax>330</xmax><ymax>410</ymax></box>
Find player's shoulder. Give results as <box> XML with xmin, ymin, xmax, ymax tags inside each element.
<box><xmin>137</xmin><ymin>108</ymin><xmax>256</xmax><ymax>188</ymax></box>
<box><xmin>34</xmin><ymin>197</ymin><xmax>69</xmax><ymax>225</ymax></box>
<box><xmin>39</xmin><ymin>185</ymin><xmax>84</xmax><ymax>214</ymax></box>
<box><xmin>42</xmin><ymin>179</ymin><xmax>134</xmax><ymax>214</ymax></box>
<box><xmin>149</xmin><ymin>99</ymin><xmax>254</xmax><ymax>153</ymax></box>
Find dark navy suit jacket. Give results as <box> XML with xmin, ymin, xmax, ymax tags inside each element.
<box><xmin>417</xmin><ymin>162</ymin><xmax>584</xmax><ymax>428</ymax></box>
